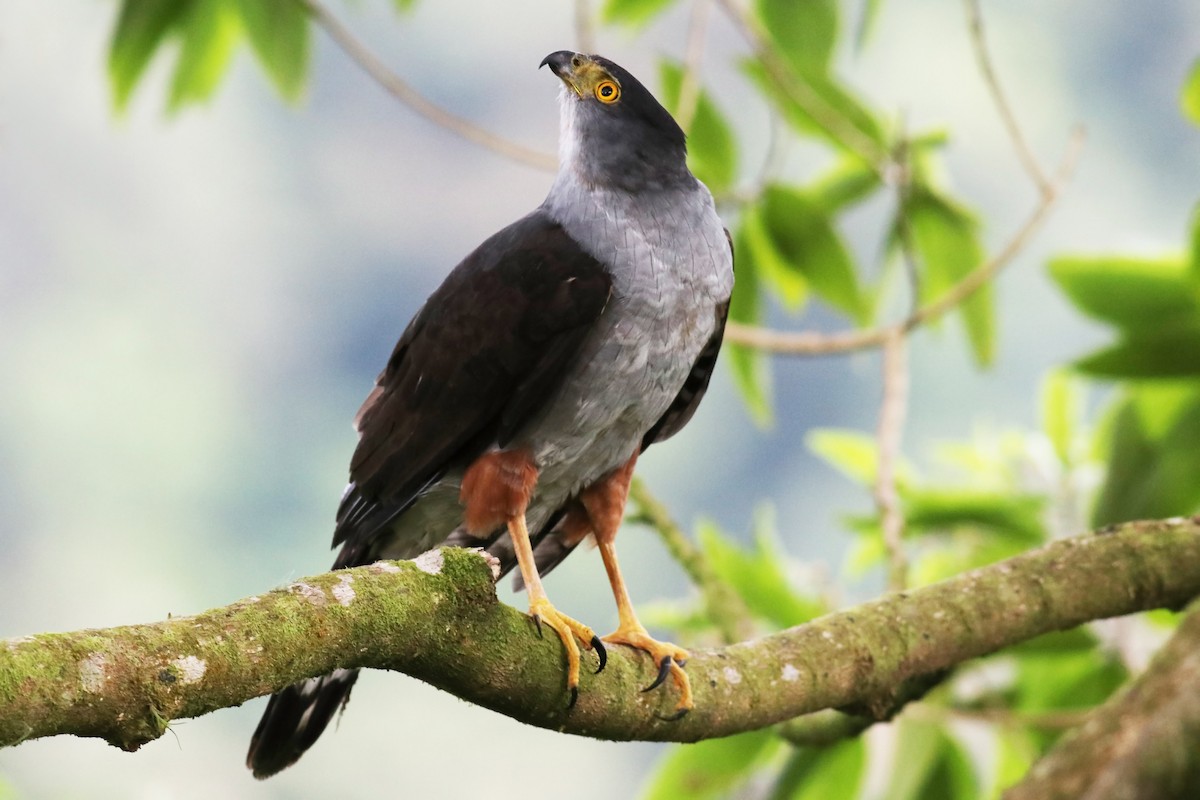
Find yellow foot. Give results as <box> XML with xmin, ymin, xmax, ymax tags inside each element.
<box><xmin>528</xmin><ymin>596</ymin><xmax>605</xmax><ymax>708</ymax></box>
<box><xmin>603</xmin><ymin>625</ymin><xmax>693</xmax><ymax>720</ymax></box>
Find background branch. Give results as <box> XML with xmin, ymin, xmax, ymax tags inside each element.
<box><xmin>875</xmin><ymin>329</ymin><xmax>910</xmax><ymax>591</ymax></box>
<box><xmin>627</xmin><ymin>477</ymin><xmax>756</xmax><ymax>644</ymax></box>
<box><xmin>1005</xmin><ymin>598</ymin><xmax>1200</xmax><ymax>799</ymax></box>
<box><xmin>712</xmin><ymin>0</ymin><xmax>889</xmax><ymax>169</ymax></box>
<box><xmin>5</xmin><ymin>519</ymin><xmax>1200</xmax><ymax>754</ymax></box>
<box><xmin>573</xmin><ymin>0</ymin><xmax>595</xmax><ymax>55</ymax></box>
<box><xmin>674</xmin><ymin>0</ymin><xmax>715</xmax><ymax>134</ymax></box>
<box><xmin>299</xmin><ymin>0</ymin><xmax>557</xmax><ymax>172</ymax></box>
<box><xmin>724</xmin><ymin>126</ymin><xmax>1083</xmax><ymax>355</ymax></box>
<box><xmin>963</xmin><ymin>0</ymin><xmax>1050</xmax><ymax>194</ymax></box>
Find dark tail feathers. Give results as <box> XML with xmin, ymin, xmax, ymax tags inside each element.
<box><xmin>246</xmin><ymin>668</ymin><xmax>360</xmax><ymax>779</ymax></box>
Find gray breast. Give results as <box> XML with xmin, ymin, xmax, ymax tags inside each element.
<box><xmin>375</xmin><ymin>174</ymin><xmax>733</xmax><ymax>562</ymax></box>
<box><xmin>521</xmin><ymin>173</ymin><xmax>734</xmax><ymax>500</ymax></box>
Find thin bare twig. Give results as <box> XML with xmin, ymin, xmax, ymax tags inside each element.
<box><xmin>675</xmin><ymin>0</ymin><xmax>715</xmax><ymax>133</ymax></box>
<box><xmin>724</xmin><ymin>126</ymin><xmax>1084</xmax><ymax>355</ymax></box>
<box><xmin>574</xmin><ymin>0</ymin><xmax>595</xmax><ymax>54</ymax></box>
<box><xmin>298</xmin><ymin>0</ymin><xmax>558</xmax><ymax>172</ymax></box>
<box><xmin>964</xmin><ymin>0</ymin><xmax>1051</xmax><ymax>194</ymax></box>
<box><xmin>878</xmin><ymin>142</ymin><xmax>918</xmax><ymax>586</ymax></box>
<box><xmin>875</xmin><ymin>329</ymin><xmax>910</xmax><ymax>591</ymax></box>
<box><xmin>626</xmin><ymin>477</ymin><xmax>756</xmax><ymax>645</ymax></box>
<box><xmin>720</xmin><ymin>110</ymin><xmax>787</xmax><ymax>208</ymax></box>
<box><xmin>891</xmin><ymin>126</ymin><xmax>924</xmax><ymax>316</ymax></box>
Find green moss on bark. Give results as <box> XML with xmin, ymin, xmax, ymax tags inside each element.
<box><xmin>4</xmin><ymin>520</ymin><xmax>1200</xmax><ymax>752</ymax></box>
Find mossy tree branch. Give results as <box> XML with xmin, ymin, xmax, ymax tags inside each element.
<box><xmin>3</xmin><ymin>519</ymin><xmax>1200</xmax><ymax>755</ymax></box>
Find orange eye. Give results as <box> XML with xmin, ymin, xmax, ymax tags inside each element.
<box><xmin>594</xmin><ymin>80</ymin><xmax>620</xmax><ymax>104</ymax></box>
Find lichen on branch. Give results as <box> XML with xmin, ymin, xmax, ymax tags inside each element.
<box><xmin>3</xmin><ymin>519</ymin><xmax>1200</xmax><ymax>753</ymax></box>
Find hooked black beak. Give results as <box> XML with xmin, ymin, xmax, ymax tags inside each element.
<box><xmin>540</xmin><ymin>50</ymin><xmax>577</xmax><ymax>78</ymax></box>
<box><xmin>541</xmin><ymin>50</ymin><xmax>590</xmax><ymax>98</ymax></box>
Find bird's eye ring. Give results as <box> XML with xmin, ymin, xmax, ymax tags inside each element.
<box><xmin>594</xmin><ymin>80</ymin><xmax>620</xmax><ymax>104</ymax></box>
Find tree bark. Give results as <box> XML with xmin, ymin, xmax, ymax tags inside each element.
<box><xmin>3</xmin><ymin>518</ymin><xmax>1199</xmax><ymax>756</ymax></box>
<box><xmin>1004</xmin><ymin>597</ymin><xmax>1200</xmax><ymax>800</ymax></box>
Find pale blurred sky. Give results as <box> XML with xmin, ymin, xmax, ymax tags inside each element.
<box><xmin>1</xmin><ymin>1</ymin><xmax>1198</xmax><ymax>798</ymax></box>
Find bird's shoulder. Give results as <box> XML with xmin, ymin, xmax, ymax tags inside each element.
<box><xmin>337</xmin><ymin>210</ymin><xmax>614</xmax><ymax>549</ymax></box>
<box><xmin>380</xmin><ymin>209</ymin><xmax>612</xmax><ymax>378</ymax></box>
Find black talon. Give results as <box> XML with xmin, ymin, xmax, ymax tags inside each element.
<box><xmin>642</xmin><ymin>655</ymin><xmax>673</xmax><ymax>693</ymax></box>
<box><xmin>567</xmin><ymin>685</ymin><xmax>579</xmax><ymax>710</ymax></box>
<box><xmin>591</xmin><ymin>636</ymin><xmax>607</xmax><ymax>674</ymax></box>
<box><xmin>532</xmin><ymin>614</ymin><xmax>544</xmax><ymax>637</ymax></box>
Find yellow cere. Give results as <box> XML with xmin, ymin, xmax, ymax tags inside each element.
<box><xmin>568</xmin><ymin>56</ymin><xmax>622</xmax><ymax>104</ymax></box>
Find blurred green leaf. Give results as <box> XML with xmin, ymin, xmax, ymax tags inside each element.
<box><xmin>169</xmin><ymin>0</ymin><xmax>240</xmax><ymax>110</ymax></box>
<box><xmin>906</xmin><ymin>131</ymin><xmax>953</xmax><ymax>186</ymax></box>
<box><xmin>762</xmin><ymin>185</ymin><xmax>870</xmax><ymax>324</ymax></box>
<box><xmin>233</xmin><ymin>0</ymin><xmax>311</xmax><ymax>101</ymax></box>
<box><xmin>845</xmin><ymin>518</ymin><xmax>886</xmax><ymax>575</ymax></box>
<box><xmin>768</xmin><ymin>747</ymin><xmax>825</xmax><ymax>800</ymax></box>
<box><xmin>994</xmin><ymin>727</ymin><xmax>1039</xmax><ymax>798</ymax></box>
<box><xmin>1010</xmin><ymin>627</ymin><xmax>1101</xmax><ymax>656</ymax></box>
<box><xmin>807</xmin><ymin>155</ymin><xmax>883</xmax><ymax>213</ymax></box>
<box><xmin>1040</xmin><ymin>369</ymin><xmax>1081</xmax><ymax>465</ymax></box>
<box><xmin>109</xmin><ymin>0</ymin><xmax>193</xmax><ymax>110</ymax></box>
<box><xmin>741</xmin><ymin>202</ymin><xmax>808</xmax><ymax>310</ymax></box>
<box><xmin>1092</xmin><ymin>384</ymin><xmax>1200</xmax><ymax>525</ymax></box>
<box><xmin>1183</xmin><ymin>57</ymin><xmax>1200</xmax><ymax>127</ymax></box>
<box><xmin>1190</xmin><ymin>202</ymin><xmax>1200</xmax><ymax>276</ymax></box>
<box><xmin>1013</xmin><ymin>647</ymin><xmax>1126</xmax><ymax>751</ymax></box>
<box><xmin>930</xmin><ymin>431</ymin><xmax>1026</xmax><ymax>483</ymax></box>
<box><xmin>1048</xmin><ymin>254</ymin><xmax>1197</xmax><ymax>332</ymax></box>
<box><xmin>392</xmin><ymin>0</ymin><xmax>420</xmax><ymax>11</ymax></box>
<box><xmin>659</xmin><ymin>61</ymin><xmax>738</xmax><ymax>195</ymax></box>
<box><xmin>929</xmin><ymin>737</ymin><xmax>978</xmax><ymax>800</ymax></box>
<box><xmin>911</xmin><ymin>128</ymin><xmax>951</xmax><ymax>151</ymax></box>
<box><xmin>884</xmin><ymin>719</ymin><xmax>978</xmax><ymax>800</ymax></box>
<box><xmin>855</xmin><ymin>0</ymin><xmax>885</xmax><ymax>51</ymax></box>
<box><xmin>910</xmin><ymin>536</ymin><xmax>1031</xmax><ymax>586</ymax></box>
<box><xmin>602</xmin><ymin>0</ymin><xmax>677</xmax><ymax>28</ymax></box>
<box><xmin>906</xmin><ymin>187</ymin><xmax>994</xmax><ymax>366</ymax></box>
<box><xmin>728</xmin><ymin>224</ymin><xmax>774</xmax><ymax>425</ymax></box>
<box><xmin>743</xmin><ymin>61</ymin><xmax>886</xmax><ymax>153</ymax></box>
<box><xmin>905</xmin><ymin>488</ymin><xmax>1047</xmax><ymax>543</ymax></box>
<box><xmin>698</xmin><ymin>515</ymin><xmax>823</xmax><ymax>629</ymax></box>
<box><xmin>1074</xmin><ymin>323</ymin><xmax>1200</xmax><ymax>378</ymax></box>
<box><xmin>756</xmin><ymin>0</ymin><xmax>838</xmax><ymax>73</ymax></box>
<box><xmin>1145</xmin><ymin>608</ymin><xmax>1184</xmax><ymax>629</ymax></box>
<box><xmin>769</xmin><ymin>738</ymin><xmax>866</xmax><ymax>800</ymax></box>
<box><xmin>638</xmin><ymin>600</ymin><xmax>716</xmax><ymax>636</ymax></box>
<box><xmin>806</xmin><ymin>427</ymin><xmax>882</xmax><ymax>485</ymax></box>
<box><xmin>1125</xmin><ymin>380</ymin><xmax>1198</xmax><ymax>439</ymax></box>
<box><xmin>641</xmin><ymin>729</ymin><xmax>779</xmax><ymax>800</ymax></box>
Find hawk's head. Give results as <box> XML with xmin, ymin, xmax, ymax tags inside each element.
<box><xmin>541</xmin><ymin>50</ymin><xmax>688</xmax><ymax>190</ymax></box>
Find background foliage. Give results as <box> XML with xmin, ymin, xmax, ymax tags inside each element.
<box><xmin>2</xmin><ymin>0</ymin><xmax>1200</xmax><ymax>797</ymax></box>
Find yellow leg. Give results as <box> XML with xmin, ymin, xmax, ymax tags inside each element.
<box><xmin>598</xmin><ymin>539</ymin><xmax>693</xmax><ymax>719</ymax></box>
<box><xmin>508</xmin><ymin>514</ymin><xmax>599</xmax><ymax>707</ymax></box>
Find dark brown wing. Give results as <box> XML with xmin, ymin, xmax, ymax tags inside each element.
<box><xmin>333</xmin><ymin>210</ymin><xmax>613</xmax><ymax>561</ymax></box>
